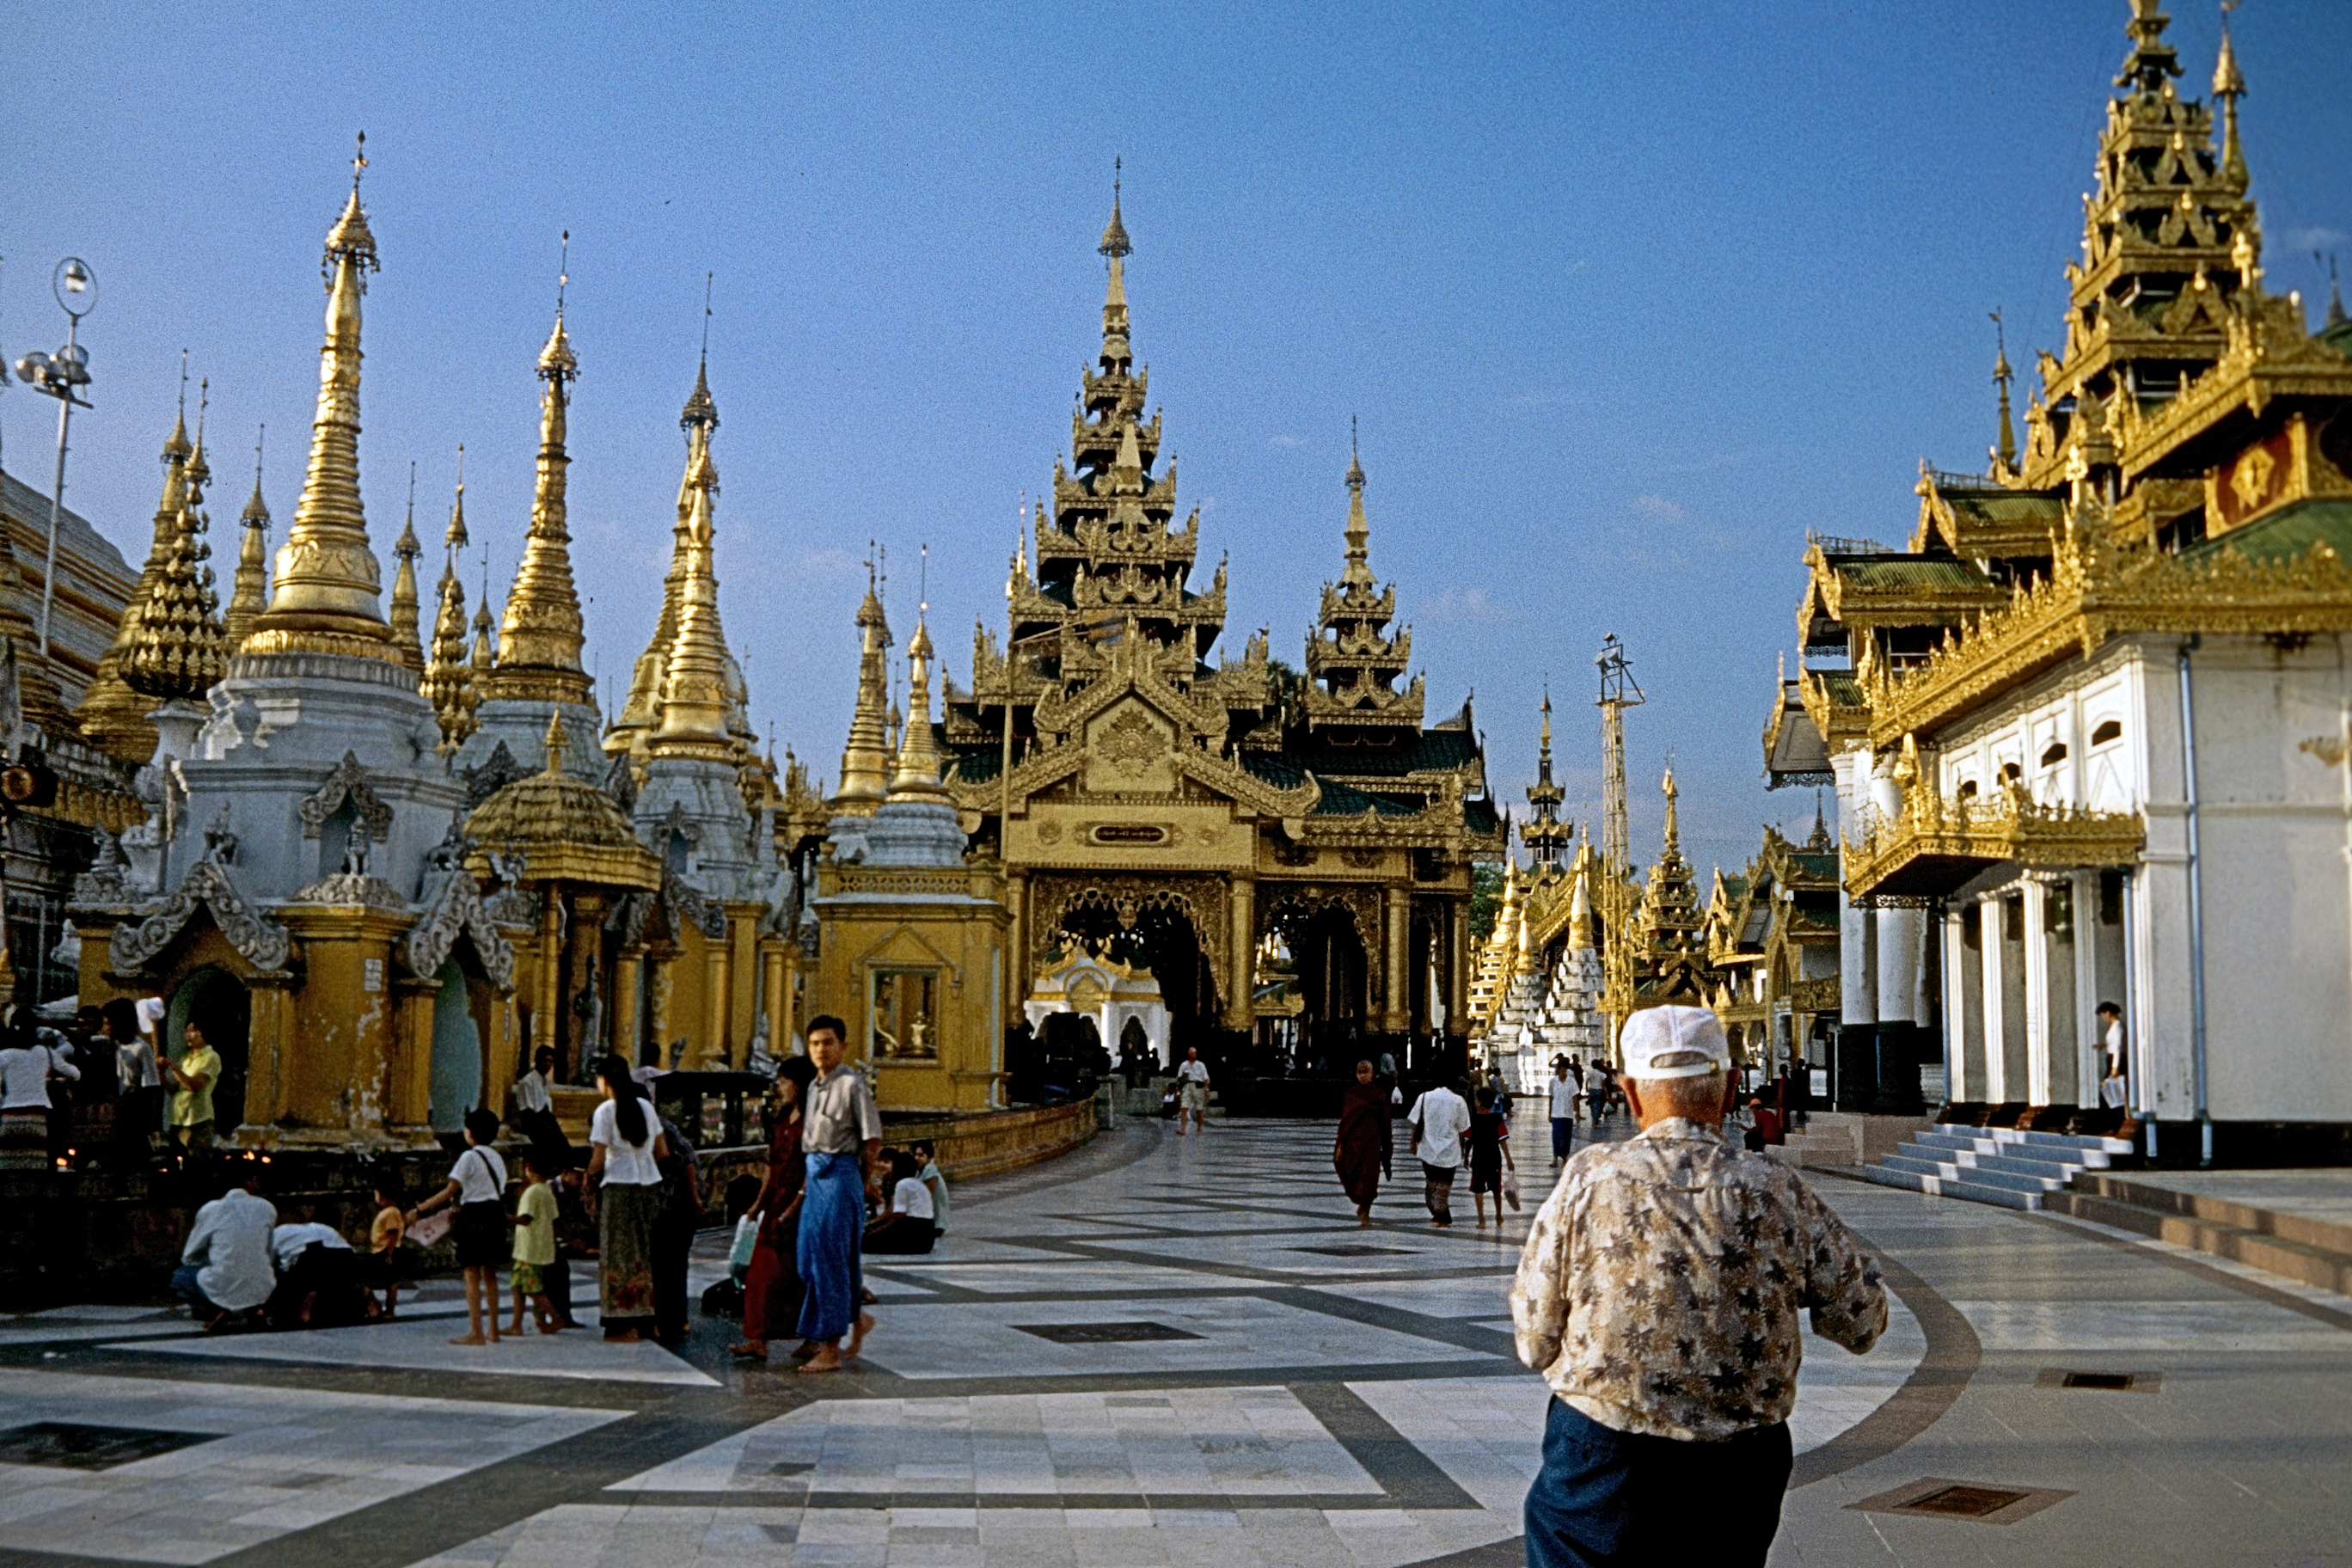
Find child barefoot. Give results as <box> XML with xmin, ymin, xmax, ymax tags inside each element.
<box><xmin>410</xmin><ymin>1108</ymin><xmax>508</xmax><ymax>1345</ymax></box>
<box><xmin>1466</xmin><ymin>1086</ymin><xmax>1513</xmax><ymax>1228</ymax></box>
<box><xmin>507</xmin><ymin>1151</ymin><xmax>562</xmax><ymax>1336</ymax></box>
<box><xmin>366</xmin><ymin>1181</ymin><xmax>407</xmax><ymax>1320</ymax></box>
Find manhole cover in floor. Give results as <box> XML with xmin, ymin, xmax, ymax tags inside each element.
<box><xmin>2038</xmin><ymin>1367</ymin><xmax>2159</xmax><ymax>1393</ymax></box>
<box><xmin>1014</xmin><ymin>1321</ymin><xmax>1204</xmax><ymax>1344</ymax></box>
<box><xmin>1847</xmin><ymin>1477</ymin><xmax>2075</xmax><ymax>1525</ymax></box>
<box><xmin>1289</xmin><ymin>1246</ymin><xmax>1419</xmax><ymax>1257</ymax></box>
<box><xmin>0</xmin><ymin>1422</ymin><xmax>218</xmax><ymax>1471</ymax></box>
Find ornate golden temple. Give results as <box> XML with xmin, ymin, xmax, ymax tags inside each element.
<box><xmin>4</xmin><ymin>145</ymin><xmax>1499</xmax><ymax>1156</ymax></box>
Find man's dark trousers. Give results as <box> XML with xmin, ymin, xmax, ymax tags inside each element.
<box><xmin>1523</xmin><ymin>1398</ymin><xmax>1792</xmax><ymax>1567</ymax></box>
<box><xmin>1550</xmin><ymin>1117</ymin><xmax>1573</xmax><ymax>1161</ymax></box>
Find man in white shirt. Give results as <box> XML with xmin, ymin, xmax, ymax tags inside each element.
<box><xmin>1407</xmin><ymin>1078</ymin><xmax>1473</xmax><ymax>1227</ymax></box>
<box><xmin>175</xmin><ymin>1170</ymin><xmax>277</xmax><ymax>1330</ymax></box>
<box><xmin>1174</xmin><ymin>1048</ymin><xmax>1212</xmax><ymax>1136</ymax></box>
<box><xmin>1548</xmin><ymin>1057</ymin><xmax>1581</xmax><ymax>1165</ymax></box>
<box><xmin>2098</xmin><ymin>1001</ymin><xmax>2128</xmax><ymax>1110</ymax></box>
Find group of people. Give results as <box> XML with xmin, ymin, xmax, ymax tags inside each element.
<box><xmin>174</xmin><ymin>1165</ymin><xmax>406</xmax><ymax>1332</ymax></box>
<box><xmin>0</xmin><ymin>999</ymin><xmax>225</xmax><ymax>1172</ymax></box>
<box><xmin>725</xmin><ymin>1015</ymin><xmax>945</xmax><ymax>1374</ymax></box>
<box><xmin>1329</xmin><ymin>1062</ymin><xmax>1519</xmax><ymax>1228</ymax></box>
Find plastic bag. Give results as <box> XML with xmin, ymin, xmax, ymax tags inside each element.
<box><xmin>729</xmin><ymin>1213</ymin><xmax>761</xmax><ymax>1283</ymax></box>
<box><xmin>1500</xmin><ymin>1169</ymin><xmax>1522</xmax><ymax>1212</ymax></box>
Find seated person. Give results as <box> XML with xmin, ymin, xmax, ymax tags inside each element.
<box><xmin>862</xmin><ymin>1148</ymin><xmax>939</xmax><ymax>1255</ymax></box>
<box><xmin>266</xmin><ymin>1215</ymin><xmax>365</xmax><ymax>1329</ymax></box>
<box><xmin>175</xmin><ymin>1168</ymin><xmax>277</xmax><ymax>1331</ymax></box>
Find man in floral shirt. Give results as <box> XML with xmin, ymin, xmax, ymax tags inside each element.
<box><xmin>1510</xmin><ymin>1006</ymin><xmax>1886</xmax><ymax>1567</ymax></box>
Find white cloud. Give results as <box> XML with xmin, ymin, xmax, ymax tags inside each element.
<box><xmin>794</xmin><ymin>548</ymin><xmax>866</xmax><ymax>583</ymax></box>
<box><xmin>1266</xmin><ymin>435</ymin><xmax>1307</xmax><ymax>449</ymax></box>
<box><xmin>1631</xmin><ymin>493</ymin><xmax>1684</xmax><ymax>523</ymax></box>
<box><xmin>1422</xmin><ymin>586</ymin><xmax>1509</xmax><ymax>622</ymax></box>
<box><xmin>2281</xmin><ymin>225</ymin><xmax>2349</xmax><ymax>254</ymax></box>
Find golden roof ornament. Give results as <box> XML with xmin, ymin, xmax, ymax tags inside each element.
<box><xmin>389</xmin><ymin>463</ymin><xmax>425</xmax><ymax>673</ymax></box>
<box><xmin>224</xmin><ymin>426</ymin><xmax>272</xmax><ymax>651</ymax></box>
<box><xmin>420</xmin><ymin>478</ymin><xmax>476</xmax><ymax>754</ymax></box>
<box><xmin>652</xmin><ymin>389</ymin><xmax>738</xmax><ymax>758</ymax></box>
<box><xmin>462</xmin><ymin>704</ymin><xmax>660</xmax><ymax>891</ymax></box>
<box><xmin>489</xmin><ymin>238</ymin><xmax>593</xmax><ymax>708</ymax></box>
<box><xmin>77</xmin><ymin>382</ymin><xmax>200</xmax><ymax>757</ymax></box>
<box><xmin>2214</xmin><ymin>7</ymin><xmax>2249</xmax><ymax>189</ymax></box>
<box><xmin>1990</xmin><ymin>309</ymin><xmax>2018</xmax><ymax>472</ymax></box>
<box><xmin>125</xmin><ymin>383</ymin><xmax>229</xmax><ymax>703</ymax></box>
<box><xmin>610</xmin><ymin>323</ymin><xmax>719</xmax><ymax>760</ymax></box>
<box><xmin>887</xmin><ymin>549</ymin><xmax>951</xmax><ymax>803</ymax></box>
<box><xmin>832</xmin><ymin>548</ymin><xmax>895</xmax><ymax>811</ymax></box>
<box><xmin>247</xmin><ymin>134</ymin><xmax>397</xmax><ymax>663</ymax></box>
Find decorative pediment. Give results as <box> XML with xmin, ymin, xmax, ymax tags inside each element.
<box><xmin>298</xmin><ymin>750</ymin><xmax>395</xmax><ymax>840</ymax></box>
<box><xmin>403</xmin><ymin>867</ymin><xmax>518</xmax><ymax>991</ymax></box>
<box><xmin>110</xmin><ymin>856</ymin><xmax>291</xmax><ymax>975</ymax></box>
<box><xmin>661</xmin><ymin>866</ymin><xmax>727</xmax><ymax>940</ymax></box>
<box><xmin>462</xmin><ymin>741</ymin><xmax>531</xmax><ymax>811</ymax></box>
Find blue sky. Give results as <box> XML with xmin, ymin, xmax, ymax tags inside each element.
<box><xmin>5</xmin><ymin>1</ymin><xmax>2349</xmax><ymax>875</ymax></box>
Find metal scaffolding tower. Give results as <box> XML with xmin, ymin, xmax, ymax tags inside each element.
<box><xmin>1596</xmin><ymin>634</ymin><xmax>1644</xmax><ymax>1056</ymax></box>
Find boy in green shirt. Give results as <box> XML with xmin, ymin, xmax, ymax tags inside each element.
<box><xmin>507</xmin><ymin>1151</ymin><xmax>561</xmax><ymax>1335</ymax></box>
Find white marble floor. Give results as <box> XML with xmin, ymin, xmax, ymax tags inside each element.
<box><xmin>9</xmin><ymin>1111</ymin><xmax>2351</xmax><ymax>1567</ymax></box>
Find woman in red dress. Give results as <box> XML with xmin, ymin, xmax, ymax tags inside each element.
<box><xmin>1332</xmin><ymin>1058</ymin><xmax>1393</xmax><ymax>1225</ymax></box>
<box><xmin>729</xmin><ymin>1055</ymin><xmax>818</xmax><ymax>1361</ymax></box>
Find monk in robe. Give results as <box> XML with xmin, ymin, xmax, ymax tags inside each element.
<box><xmin>1333</xmin><ymin>1058</ymin><xmax>1393</xmax><ymax>1224</ymax></box>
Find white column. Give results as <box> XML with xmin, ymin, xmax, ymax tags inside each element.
<box><xmin>1942</xmin><ymin>906</ymin><xmax>1967</xmax><ymax>1101</ymax></box>
<box><xmin>2020</xmin><ymin>879</ymin><xmax>2051</xmax><ymax>1103</ymax></box>
<box><xmin>1980</xmin><ymin>896</ymin><xmax>2006</xmax><ymax>1103</ymax></box>
<box><xmin>2070</xmin><ymin>871</ymin><xmax>2103</xmax><ymax>1104</ymax></box>
<box><xmin>1833</xmin><ymin>749</ymin><xmax>1877</xmax><ymax>1030</ymax></box>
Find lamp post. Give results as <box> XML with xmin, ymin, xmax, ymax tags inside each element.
<box><xmin>12</xmin><ymin>257</ymin><xmax>97</xmax><ymax>659</ymax></box>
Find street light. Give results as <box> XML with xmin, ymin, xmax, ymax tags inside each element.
<box><xmin>12</xmin><ymin>257</ymin><xmax>97</xmax><ymax>659</ymax></box>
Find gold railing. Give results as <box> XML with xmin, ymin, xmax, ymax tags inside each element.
<box><xmin>1843</xmin><ymin>770</ymin><xmax>2143</xmax><ymax>900</ymax></box>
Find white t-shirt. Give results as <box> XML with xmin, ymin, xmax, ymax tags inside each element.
<box><xmin>513</xmin><ymin>1069</ymin><xmax>552</xmax><ymax>1114</ymax></box>
<box><xmin>590</xmin><ymin>1098</ymin><xmax>662</xmax><ymax>1186</ymax></box>
<box><xmin>1549</xmin><ymin>1075</ymin><xmax>1579</xmax><ymax>1118</ymax></box>
<box><xmin>890</xmin><ymin>1176</ymin><xmax>936</xmax><ymax>1222</ymax></box>
<box><xmin>450</xmin><ymin>1143</ymin><xmax>508</xmax><ymax>1203</ymax></box>
<box><xmin>2104</xmin><ymin>1020</ymin><xmax>2127</xmax><ymax>1072</ymax></box>
<box><xmin>0</xmin><ymin>1044</ymin><xmax>76</xmax><ymax>1110</ymax></box>
<box><xmin>1409</xmin><ymin>1087</ymin><xmax>1471</xmax><ymax>1168</ymax></box>
<box><xmin>118</xmin><ymin>1036</ymin><xmax>160</xmax><ymax>1092</ymax></box>
<box><xmin>1175</xmin><ymin>1059</ymin><xmax>1210</xmax><ymax>1085</ymax></box>
<box><xmin>269</xmin><ymin>1221</ymin><xmax>353</xmax><ymax>1271</ymax></box>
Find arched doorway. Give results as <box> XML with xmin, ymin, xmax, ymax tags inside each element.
<box><xmin>168</xmin><ymin>968</ymin><xmax>252</xmax><ymax>1136</ymax></box>
<box><xmin>1050</xmin><ymin>897</ymin><xmax>1217</xmax><ymax>1056</ymax></box>
<box><xmin>1265</xmin><ymin>901</ymin><xmax>1369</xmax><ymax>1073</ymax></box>
<box><xmin>427</xmin><ymin>958</ymin><xmax>482</xmax><ymax>1134</ymax></box>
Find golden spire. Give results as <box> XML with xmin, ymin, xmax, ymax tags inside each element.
<box><xmin>1661</xmin><ymin>765</ymin><xmax>1680</xmax><ymax>854</ymax></box>
<box><xmin>125</xmin><ymin>383</ymin><xmax>229</xmax><ymax>704</ymax></box>
<box><xmin>609</xmin><ymin>334</ymin><xmax>718</xmax><ymax>756</ymax></box>
<box><xmin>421</xmin><ymin>469</ymin><xmax>476</xmax><ymax>752</ymax></box>
<box><xmin>888</xmin><ymin>557</ymin><xmax>949</xmax><ymax>802</ymax></box>
<box><xmin>541</xmin><ymin>704</ymin><xmax>569</xmax><ymax>775</ymax></box>
<box><xmin>388</xmin><ymin>463</ymin><xmax>425</xmax><ymax>672</ymax></box>
<box><xmin>1990</xmin><ymin>309</ymin><xmax>2017</xmax><ymax>471</ymax></box>
<box><xmin>651</xmin><ymin>408</ymin><xmax>737</xmax><ymax>757</ymax></box>
<box><xmin>832</xmin><ymin>549</ymin><xmax>894</xmax><ymax>810</ymax></box>
<box><xmin>488</xmin><ymin>236</ymin><xmax>592</xmax><ymax>707</ymax></box>
<box><xmin>224</xmin><ymin>426</ymin><xmax>273</xmax><ymax>650</ymax></box>
<box><xmin>1567</xmin><ymin>842</ymin><xmax>1596</xmax><ymax>952</ymax></box>
<box><xmin>2214</xmin><ymin>4</ymin><xmax>2248</xmax><ymax>190</ymax></box>
<box><xmin>247</xmin><ymin>133</ymin><xmax>397</xmax><ymax>664</ymax></box>
<box><xmin>1099</xmin><ymin>161</ymin><xmax>1133</xmax><ymax>370</ymax></box>
<box><xmin>1341</xmin><ymin>419</ymin><xmax>1372</xmax><ymax>587</ymax></box>
<box><xmin>77</xmin><ymin>386</ymin><xmax>200</xmax><ymax>756</ymax></box>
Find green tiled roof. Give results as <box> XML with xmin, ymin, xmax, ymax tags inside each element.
<box><xmin>2182</xmin><ymin>499</ymin><xmax>2352</xmax><ymax>566</ymax></box>
<box><xmin>1282</xmin><ymin>728</ymin><xmax>1480</xmax><ymax>777</ymax></box>
<box><xmin>1834</xmin><ymin>557</ymin><xmax>1996</xmax><ymax>593</ymax></box>
<box><xmin>1464</xmin><ymin>798</ymin><xmax>1500</xmax><ymax>833</ymax></box>
<box><xmin>1946</xmin><ymin>490</ymin><xmax>2065</xmax><ymax>523</ymax></box>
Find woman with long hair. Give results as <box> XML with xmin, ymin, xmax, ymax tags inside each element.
<box><xmin>729</xmin><ymin>1054</ymin><xmax>818</xmax><ymax>1362</ymax></box>
<box><xmin>586</xmin><ymin>1055</ymin><xmax>667</xmax><ymax>1343</ymax></box>
<box><xmin>1332</xmin><ymin>1058</ymin><xmax>1392</xmax><ymax>1225</ymax></box>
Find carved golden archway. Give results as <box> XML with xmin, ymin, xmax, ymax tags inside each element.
<box><xmin>1029</xmin><ymin>873</ymin><xmax>1230</xmax><ymax>1011</ymax></box>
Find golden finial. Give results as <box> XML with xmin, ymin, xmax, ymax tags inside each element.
<box><xmin>2214</xmin><ymin>3</ymin><xmax>2249</xmax><ymax>188</ymax></box>
<box><xmin>389</xmin><ymin>462</ymin><xmax>425</xmax><ymax>673</ymax></box>
<box><xmin>652</xmin><ymin>360</ymin><xmax>738</xmax><ymax>756</ymax></box>
<box><xmin>248</xmin><ymin>138</ymin><xmax>393</xmax><ymax>661</ymax></box>
<box><xmin>542</xmin><ymin>706</ymin><xmax>568</xmax><ymax>775</ymax></box>
<box><xmin>421</xmin><ymin>507</ymin><xmax>474</xmax><ymax>752</ymax></box>
<box><xmin>224</xmin><ymin>425</ymin><xmax>272</xmax><ymax>652</ymax></box>
<box><xmin>889</xmin><ymin>545</ymin><xmax>950</xmax><ymax>802</ymax></box>
<box><xmin>124</xmin><ymin>394</ymin><xmax>228</xmax><ymax>704</ymax></box>
<box><xmin>1991</xmin><ymin>309</ymin><xmax>2018</xmax><ymax>470</ymax></box>
<box><xmin>833</xmin><ymin>539</ymin><xmax>896</xmax><ymax>810</ymax></box>
<box><xmin>447</xmin><ymin>446</ymin><xmax>469</xmax><ymax>552</ymax></box>
<box><xmin>185</xmin><ymin>377</ymin><xmax>211</xmax><ymax>490</ymax></box>
<box><xmin>681</xmin><ymin>273</ymin><xmax>718</xmax><ymax>430</ymax></box>
<box><xmin>1099</xmin><ymin>157</ymin><xmax>1132</xmax><ymax>260</ymax></box>
<box><xmin>495</xmin><ymin>243</ymin><xmax>592</xmax><ymax>708</ymax></box>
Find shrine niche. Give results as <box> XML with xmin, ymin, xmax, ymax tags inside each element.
<box><xmin>1024</xmin><ymin>951</ymin><xmax>1171</xmax><ymax>1069</ymax></box>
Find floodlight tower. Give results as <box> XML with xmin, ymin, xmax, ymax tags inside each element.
<box><xmin>1595</xmin><ymin>634</ymin><xmax>1644</xmax><ymax>1055</ymax></box>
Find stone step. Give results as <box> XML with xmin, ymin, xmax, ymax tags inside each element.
<box><xmin>2043</xmin><ymin>1176</ymin><xmax>2352</xmax><ymax>1296</ymax></box>
<box><xmin>1935</xmin><ymin>1122</ymin><xmax>2134</xmax><ymax>1156</ymax></box>
<box><xmin>1883</xmin><ymin>1149</ymin><xmax>2066</xmax><ymax>1195</ymax></box>
<box><xmin>1864</xmin><ymin>1161</ymin><xmax>2042</xmax><ymax>1210</ymax></box>
<box><xmin>1904</xmin><ymin>1141</ymin><xmax>2094</xmax><ymax>1183</ymax></box>
<box><xmin>1917</xmin><ymin>1130</ymin><xmax>2122</xmax><ymax>1170</ymax></box>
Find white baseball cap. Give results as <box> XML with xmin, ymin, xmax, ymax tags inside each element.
<box><xmin>1617</xmin><ymin>1006</ymin><xmax>1732</xmax><ymax>1080</ymax></box>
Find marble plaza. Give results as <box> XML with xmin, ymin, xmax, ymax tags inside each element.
<box><xmin>3</xmin><ymin>1116</ymin><xmax>2350</xmax><ymax>1566</ymax></box>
